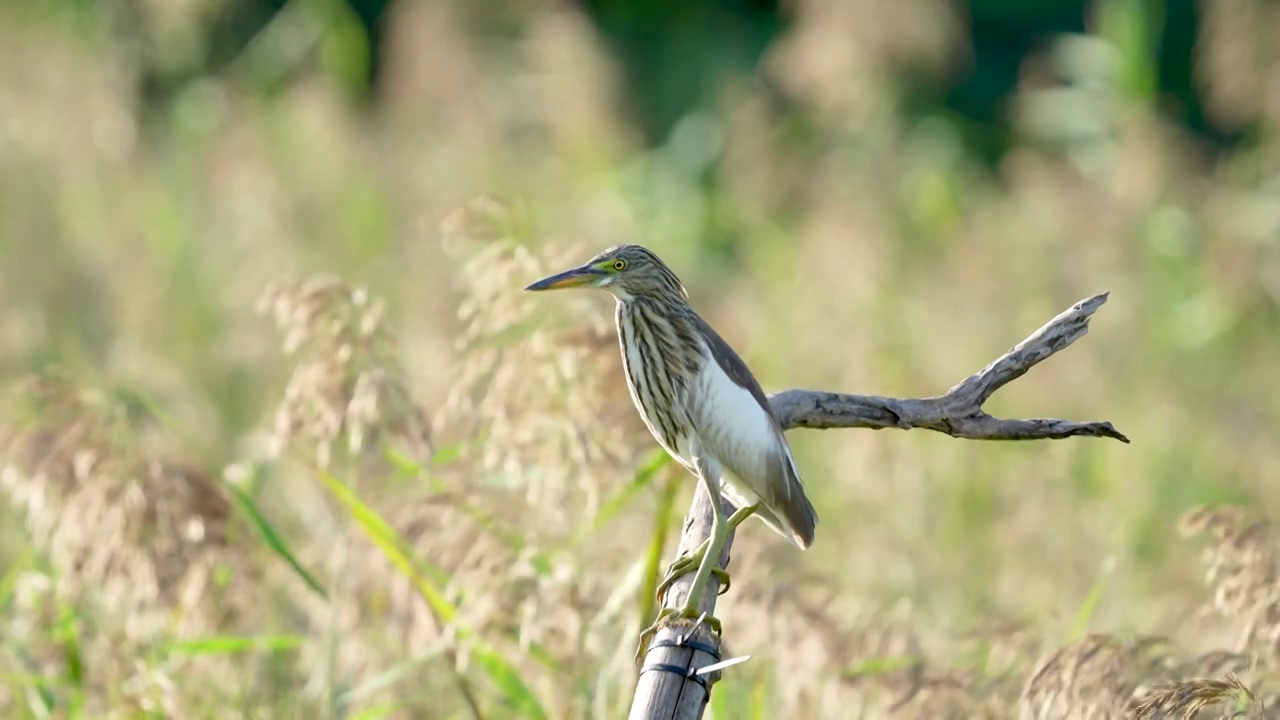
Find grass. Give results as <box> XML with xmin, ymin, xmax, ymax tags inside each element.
<box><xmin>4</xmin><ymin>0</ymin><xmax>1280</xmax><ymax>717</ymax></box>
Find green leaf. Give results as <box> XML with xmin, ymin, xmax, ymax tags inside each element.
<box><xmin>751</xmin><ymin>676</ymin><xmax>769</xmax><ymax>720</ymax></box>
<box><xmin>227</xmin><ymin>481</ymin><xmax>328</xmax><ymax>600</ymax></box>
<box><xmin>25</xmin><ymin>684</ymin><xmax>56</xmax><ymax>719</ymax></box>
<box><xmin>843</xmin><ymin>655</ymin><xmax>919</xmax><ymax>679</ymax></box>
<box><xmin>382</xmin><ymin>446</ymin><xmax>425</xmax><ymax>477</ymax></box>
<box><xmin>709</xmin><ymin>676</ymin><xmax>731</xmax><ymax>720</ymax></box>
<box><xmin>347</xmin><ymin>705</ymin><xmax>400</xmax><ymax>720</ymax></box>
<box><xmin>637</xmin><ymin>473</ymin><xmax>680</xmax><ymax>630</ymax></box>
<box><xmin>708</xmin><ymin>667</ymin><xmax>767</xmax><ymax>720</ymax></box>
<box><xmin>381</xmin><ymin>444</ymin><xmax>541</xmax><ymax>574</ymax></box>
<box><xmin>585</xmin><ymin>448</ymin><xmax>672</xmax><ymax>537</ymax></box>
<box><xmin>167</xmin><ymin>635</ymin><xmax>305</xmax><ymax>655</ymax></box>
<box><xmin>316</xmin><ymin>470</ymin><xmax>454</xmax><ymax>611</ymax></box>
<box><xmin>473</xmin><ymin>645</ymin><xmax>548</xmax><ymax>720</ymax></box>
<box><xmin>109</xmin><ymin>386</ymin><xmax>329</xmax><ymax>603</ymax></box>
<box><xmin>315</xmin><ymin>469</ymin><xmax>549</xmax><ymax>719</ymax></box>
<box><xmin>4</xmin><ymin>620</ymin><xmax>69</xmax><ymax>716</ymax></box>
<box><xmin>55</xmin><ymin>606</ymin><xmax>83</xmax><ymax>689</ymax></box>
<box><xmin>430</xmin><ymin>442</ymin><xmax>465</xmax><ymax>466</ymax></box>
<box><xmin>381</xmin><ymin>442</ymin><xmax>465</xmax><ymax>478</ymax></box>
<box><xmin>1071</xmin><ymin>570</ymin><xmax>1109</xmax><ymax>639</ymax></box>
<box><xmin>327</xmin><ymin>454</ymin><xmax>560</xmax><ymax>674</ymax></box>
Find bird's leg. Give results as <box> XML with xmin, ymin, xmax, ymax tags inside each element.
<box><xmin>637</xmin><ymin>456</ymin><xmax>735</xmax><ymax>664</ymax></box>
<box><xmin>655</xmin><ymin>503</ymin><xmax>758</xmax><ymax>602</ymax></box>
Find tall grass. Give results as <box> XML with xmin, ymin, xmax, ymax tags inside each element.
<box><xmin>3</xmin><ymin>0</ymin><xmax>1280</xmax><ymax>717</ymax></box>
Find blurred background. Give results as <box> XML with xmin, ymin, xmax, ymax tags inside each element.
<box><xmin>3</xmin><ymin>0</ymin><xmax>1280</xmax><ymax>717</ymax></box>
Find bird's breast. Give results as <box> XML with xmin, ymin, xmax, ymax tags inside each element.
<box><xmin>615</xmin><ymin>301</ymin><xmax>704</xmax><ymax>466</ymax></box>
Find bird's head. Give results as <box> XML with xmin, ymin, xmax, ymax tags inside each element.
<box><xmin>524</xmin><ymin>244</ymin><xmax>686</xmax><ymax>301</ymax></box>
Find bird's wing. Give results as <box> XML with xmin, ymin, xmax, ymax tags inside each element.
<box><xmin>689</xmin><ymin>315</ymin><xmax>818</xmax><ymax>549</ymax></box>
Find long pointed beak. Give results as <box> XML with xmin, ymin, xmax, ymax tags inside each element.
<box><xmin>524</xmin><ymin>265</ymin><xmax>601</xmax><ymax>291</ymax></box>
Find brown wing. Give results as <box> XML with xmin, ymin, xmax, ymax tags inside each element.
<box><xmin>691</xmin><ymin>314</ymin><xmax>819</xmax><ymax>548</ymax></box>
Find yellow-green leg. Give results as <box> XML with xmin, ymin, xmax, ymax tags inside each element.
<box><xmin>654</xmin><ymin>503</ymin><xmax>759</xmax><ymax>603</ymax></box>
<box><xmin>636</xmin><ymin>460</ymin><xmax>756</xmax><ymax>665</ymax></box>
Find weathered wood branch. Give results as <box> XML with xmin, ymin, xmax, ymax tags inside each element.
<box><xmin>770</xmin><ymin>293</ymin><xmax>1129</xmax><ymax>443</ymax></box>
<box><xmin>628</xmin><ymin>293</ymin><xmax>1128</xmax><ymax>720</ymax></box>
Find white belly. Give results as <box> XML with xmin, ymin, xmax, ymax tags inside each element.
<box><xmin>617</xmin><ymin>305</ymin><xmax>788</xmax><ymax>508</ymax></box>
<box><xmin>688</xmin><ymin>350</ymin><xmax>790</xmax><ymax>503</ymax></box>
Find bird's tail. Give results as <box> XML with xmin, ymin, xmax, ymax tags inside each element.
<box><xmin>747</xmin><ymin>450</ymin><xmax>818</xmax><ymax>549</ymax></box>
<box><xmin>774</xmin><ymin>489</ymin><xmax>819</xmax><ymax>549</ymax></box>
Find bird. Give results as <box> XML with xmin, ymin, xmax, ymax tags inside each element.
<box><xmin>524</xmin><ymin>244</ymin><xmax>818</xmax><ymax>650</ymax></box>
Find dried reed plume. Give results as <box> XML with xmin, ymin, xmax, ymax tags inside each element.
<box><xmin>1007</xmin><ymin>505</ymin><xmax>1280</xmax><ymax>720</ymax></box>
<box><xmin>242</xmin><ymin>196</ymin><xmax>667</xmax><ymax>715</ymax></box>
<box><xmin>437</xmin><ymin>194</ymin><xmax>647</xmax><ymax>523</ymax></box>
<box><xmin>0</xmin><ymin>368</ymin><xmax>240</xmax><ymax>715</ymax></box>
<box><xmin>1180</xmin><ymin>506</ymin><xmax>1280</xmax><ymax>666</ymax></box>
<box><xmin>1020</xmin><ymin>634</ymin><xmax>1172</xmax><ymax>718</ymax></box>
<box><xmin>1127</xmin><ymin>672</ymin><xmax>1263</xmax><ymax>719</ymax></box>
<box><xmin>256</xmin><ymin>274</ymin><xmax>433</xmax><ymax>471</ymax></box>
<box><xmin>429</xmin><ymin>197</ymin><xmax>670</xmax><ymax>703</ymax></box>
<box><xmin>1018</xmin><ymin>632</ymin><xmax>1268</xmax><ymax>718</ymax></box>
<box><xmin>251</xmin><ymin>271</ymin><xmax>467</xmax><ymax>709</ymax></box>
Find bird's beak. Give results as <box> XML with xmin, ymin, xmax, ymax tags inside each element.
<box><xmin>524</xmin><ymin>265</ymin><xmax>601</xmax><ymax>292</ymax></box>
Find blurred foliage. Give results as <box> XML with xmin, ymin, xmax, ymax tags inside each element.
<box><xmin>3</xmin><ymin>0</ymin><xmax>1280</xmax><ymax>717</ymax></box>
<box><xmin>81</xmin><ymin>0</ymin><xmax>1247</xmax><ymax>153</ymax></box>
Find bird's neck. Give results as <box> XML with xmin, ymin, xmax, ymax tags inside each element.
<box><xmin>615</xmin><ymin>294</ymin><xmax>685</xmax><ymax>319</ymax></box>
<box><xmin>614</xmin><ymin>297</ymin><xmax>706</xmax><ymax>368</ymax></box>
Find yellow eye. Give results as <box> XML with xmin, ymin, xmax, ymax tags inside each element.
<box><xmin>612</xmin><ymin>259</ymin><xmax>626</xmax><ymax>271</ymax></box>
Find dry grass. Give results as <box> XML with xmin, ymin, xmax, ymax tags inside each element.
<box><xmin>1128</xmin><ymin>673</ymin><xmax>1261</xmax><ymax>720</ymax></box>
<box><xmin>4</xmin><ymin>0</ymin><xmax>1280</xmax><ymax>718</ymax></box>
<box><xmin>0</xmin><ymin>370</ymin><xmax>245</xmax><ymax>716</ymax></box>
<box><xmin>1180</xmin><ymin>507</ymin><xmax>1280</xmax><ymax>666</ymax></box>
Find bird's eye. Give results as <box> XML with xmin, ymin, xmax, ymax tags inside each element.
<box><xmin>612</xmin><ymin>259</ymin><xmax>626</xmax><ymax>271</ymax></box>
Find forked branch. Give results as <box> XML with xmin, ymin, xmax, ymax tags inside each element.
<box><xmin>770</xmin><ymin>293</ymin><xmax>1129</xmax><ymax>441</ymax></box>
<box><xmin>629</xmin><ymin>293</ymin><xmax>1129</xmax><ymax>720</ymax></box>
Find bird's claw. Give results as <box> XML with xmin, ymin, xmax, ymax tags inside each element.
<box><xmin>716</xmin><ymin>569</ymin><xmax>731</xmax><ymax>596</ymax></box>
<box><xmin>655</xmin><ymin>543</ymin><xmax>730</xmax><ymax>603</ymax></box>
<box><xmin>655</xmin><ymin>566</ymin><xmax>731</xmax><ymax>604</ymax></box>
<box><xmin>634</xmin><ymin>606</ymin><xmax>723</xmax><ymax>667</ymax></box>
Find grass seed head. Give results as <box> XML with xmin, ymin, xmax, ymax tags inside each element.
<box><xmin>257</xmin><ymin>274</ymin><xmax>433</xmax><ymax>470</ymax></box>
<box><xmin>1127</xmin><ymin>672</ymin><xmax>1262</xmax><ymax>719</ymax></box>
<box><xmin>1181</xmin><ymin>506</ymin><xmax>1280</xmax><ymax>665</ymax></box>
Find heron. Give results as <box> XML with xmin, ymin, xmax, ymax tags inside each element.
<box><xmin>525</xmin><ymin>244</ymin><xmax>818</xmax><ymax>649</ymax></box>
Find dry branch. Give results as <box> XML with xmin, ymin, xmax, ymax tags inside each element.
<box><xmin>629</xmin><ymin>293</ymin><xmax>1129</xmax><ymax>720</ymax></box>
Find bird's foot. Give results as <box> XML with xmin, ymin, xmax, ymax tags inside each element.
<box><xmin>655</xmin><ymin>544</ymin><xmax>731</xmax><ymax>603</ymax></box>
<box><xmin>634</xmin><ymin>605</ymin><xmax>723</xmax><ymax>667</ymax></box>
<box><xmin>654</xmin><ymin>503</ymin><xmax>759</xmax><ymax>603</ymax></box>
